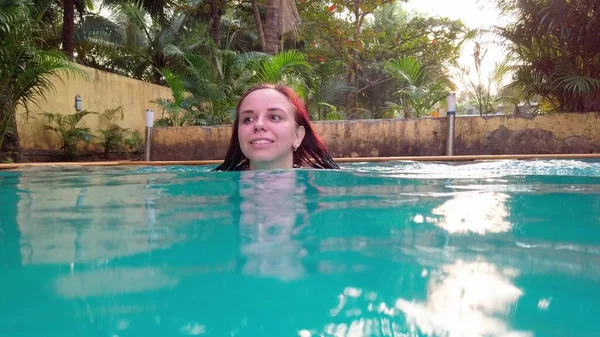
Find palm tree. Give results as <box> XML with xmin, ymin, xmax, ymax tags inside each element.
<box><xmin>250</xmin><ymin>0</ymin><xmax>266</xmax><ymax>51</ymax></box>
<box><xmin>264</xmin><ymin>0</ymin><xmax>279</xmax><ymax>54</ymax></box>
<box><xmin>306</xmin><ymin>74</ymin><xmax>356</xmax><ymax>120</ymax></box>
<box><xmin>261</xmin><ymin>0</ymin><xmax>299</xmax><ymax>53</ymax></box>
<box><xmin>101</xmin><ymin>0</ymin><xmax>172</xmax><ymax>22</ymax></box>
<box><xmin>73</xmin><ymin>3</ymin><xmax>209</xmax><ymax>84</ymax></box>
<box><xmin>384</xmin><ymin>55</ymin><xmax>452</xmax><ymax>118</ymax></box>
<box><xmin>57</xmin><ymin>0</ymin><xmax>173</xmax><ymax>58</ymax></box>
<box><xmin>41</xmin><ymin>110</ymin><xmax>96</xmax><ymax>159</ymax></box>
<box><xmin>97</xmin><ymin>105</ymin><xmax>141</xmax><ymax>157</ymax></box>
<box><xmin>154</xmin><ymin>47</ymin><xmax>310</xmax><ymax>126</ymax></box>
<box><xmin>154</xmin><ymin>46</ymin><xmax>267</xmax><ymax>126</ymax></box>
<box><xmin>177</xmin><ymin>0</ymin><xmax>231</xmax><ymax>48</ymax></box>
<box><xmin>495</xmin><ymin>0</ymin><xmax>600</xmax><ymax>112</ymax></box>
<box><xmin>62</xmin><ymin>0</ymin><xmax>75</xmax><ymax>55</ymax></box>
<box><xmin>0</xmin><ymin>0</ymin><xmax>85</xmax><ymax>161</ymax></box>
<box><xmin>61</xmin><ymin>0</ymin><xmax>97</xmax><ymax>57</ymax></box>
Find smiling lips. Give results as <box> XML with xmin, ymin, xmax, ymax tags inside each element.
<box><xmin>250</xmin><ymin>139</ymin><xmax>274</xmax><ymax>145</ymax></box>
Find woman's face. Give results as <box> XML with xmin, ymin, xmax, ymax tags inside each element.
<box><xmin>237</xmin><ymin>89</ymin><xmax>305</xmax><ymax>170</ymax></box>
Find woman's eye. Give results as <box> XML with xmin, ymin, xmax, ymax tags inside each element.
<box><xmin>242</xmin><ymin>117</ymin><xmax>254</xmax><ymax>124</ymax></box>
<box><xmin>271</xmin><ymin>115</ymin><xmax>281</xmax><ymax>121</ymax></box>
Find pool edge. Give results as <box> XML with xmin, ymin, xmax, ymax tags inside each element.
<box><xmin>2</xmin><ymin>153</ymin><xmax>600</xmax><ymax>170</ymax></box>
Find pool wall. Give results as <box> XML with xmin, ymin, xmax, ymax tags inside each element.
<box><xmin>150</xmin><ymin>112</ymin><xmax>600</xmax><ymax>161</ymax></box>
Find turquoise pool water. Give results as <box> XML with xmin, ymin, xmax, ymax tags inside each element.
<box><xmin>1</xmin><ymin>160</ymin><xmax>599</xmax><ymax>337</ymax></box>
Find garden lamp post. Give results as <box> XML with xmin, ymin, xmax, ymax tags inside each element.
<box><xmin>145</xmin><ymin>109</ymin><xmax>154</xmax><ymax>161</ymax></box>
<box><xmin>445</xmin><ymin>93</ymin><xmax>456</xmax><ymax>156</ymax></box>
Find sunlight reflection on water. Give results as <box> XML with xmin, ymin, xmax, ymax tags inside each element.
<box><xmin>2</xmin><ymin>160</ymin><xmax>600</xmax><ymax>337</ymax></box>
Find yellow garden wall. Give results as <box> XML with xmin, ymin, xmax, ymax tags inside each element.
<box><xmin>16</xmin><ymin>64</ymin><xmax>172</xmax><ymax>153</ymax></box>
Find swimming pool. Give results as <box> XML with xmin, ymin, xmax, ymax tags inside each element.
<box><xmin>1</xmin><ymin>159</ymin><xmax>599</xmax><ymax>337</ymax></box>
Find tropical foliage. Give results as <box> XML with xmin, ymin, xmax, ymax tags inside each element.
<box><xmin>98</xmin><ymin>106</ymin><xmax>143</xmax><ymax>157</ymax></box>
<box><xmin>41</xmin><ymin>110</ymin><xmax>96</xmax><ymax>158</ymax></box>
<box><xmin>297</xmin><ymin>0</ymin><xmax>472</xmax><ymax>117</ymax></box>
<box><xmin>0</xmin><ymin>0</ymin><xmax>85</xmax><ymax>160</ymax></box>
<box><xmin>41</xmin><ymin>107</ymin><xmax>142</xmax><ymax>159</ymax></box>
<box><xmin>384</xmin><ymin>56</ymin><xmax>454</xmax><ymax>118</ymax></box>
<box><xmin>495</xmin><ymin>0</ymin><xmax>600</xmax><ymax>112</ymax></box>
<box><xmin>4</xmin><ymin>0</ymin><xmax>596</xmax><ymax>161</ymax></box>
<box><xmin>154</xmin><ymin>48</ymin><xmax>310</xmax><ymax>126</ymax></box>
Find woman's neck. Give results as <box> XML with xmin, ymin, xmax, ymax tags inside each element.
<box><xmin>249</xmin><ymin>157</ymin><xmax>294</xmax><ymax>171</ymax></box>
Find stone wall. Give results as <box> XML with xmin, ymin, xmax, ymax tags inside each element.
<box><xmin>150</xmin><ymin>112</ymin><xmax>600</xmax><ymax>161</ymax></box>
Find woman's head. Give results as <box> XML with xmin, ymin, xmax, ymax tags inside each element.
<box><xmin>214</xmin><ymin>83</ymin><xmax>339</xmax><ymax>171</ymax></box>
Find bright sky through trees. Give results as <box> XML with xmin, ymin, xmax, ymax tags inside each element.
<box><xmin>404</xmin><ymin>0</ymin><xmax>511</xmax><ymax>92</ymax></box>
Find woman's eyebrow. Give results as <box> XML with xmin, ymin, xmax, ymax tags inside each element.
<box><xmin>241</xmin><ymin>107</ymin><xmax>286</xmax><ymax>114</ymax></box>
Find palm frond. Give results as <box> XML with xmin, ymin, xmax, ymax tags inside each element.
<box><xmin>76</xmin><ymin>13</ymin><xmax>123</xmax><ymax>45</ymax></box>
<box><xmin>100</xmin><ymin>106</ymin><xmax>124</xmax><ymax>122</ymax></box>
<box><xmin>311</xmin><ymin>77</ymin><xmax>356</xmax><ymax>107</ymax></box>
<box><xmin>15</xmin><ymin>51</ymin><xmax>88</xmax><ymax>112</ymax></box>
<box><xmin>102</xmin><ymin>0</ymin><xmax>173</xmax><ymax>22</ymax></box>
<box><xmin>163</xmin><ymin>43</ymin><xmax>184</xmax><ymax>57</ymax></box>
<box><xmin>0</xmin><ymin>0</ymin><xmax>26</xmax><ymax>34</ymax></box>
<box><xmin>26</xmin><ymin>0</ymin><xmax>53</xmax><ymax>26</ymax></box>
<box><xmin>180</xmin><ymin>52</ymin><xmax>211</xmax><ymax>83</ymax></box>
<box><xmin>176</xmin><ymin>21</ymin><xmax>214</xmax><ymax>54</ymax></box>
<box><xmin>384</xmin><ymin>56</ymin><xmax>427</xmax><ymax>85</ymax></box>
<box><xmin>257</xmin><ymin>50</ymin><xmax>310</xmax><ymax>83</ymax></box>
<box><xmin>554</xmin><ymin>75</ymin><xmax>600</xmax><ymax>97</ymax></box>
<box><xmin>158</xmin><ymin>11</ymin><xmax>186</xmax><ymax>48</ymax></box>
<box><xmin>160</xmin><ymin>68</ymin><xmax>185</xmax><ymax>106</ymax></box>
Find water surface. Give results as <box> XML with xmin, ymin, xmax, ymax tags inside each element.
<box><xmin>1</xmin><ymin>159</ymin><xmax>599</xmax><ymax>337</ymax></box>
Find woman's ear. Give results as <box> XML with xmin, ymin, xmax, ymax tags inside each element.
<box><xmin>295</xmin><ymin>126</ymin><xmax>306</xmax><ymax>149</ymax></box>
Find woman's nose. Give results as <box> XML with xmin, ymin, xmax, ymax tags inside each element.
<box><xmin>254</xmin><ymin>118</ymin><xmax>266</xmax><ymax>131</ymax></box>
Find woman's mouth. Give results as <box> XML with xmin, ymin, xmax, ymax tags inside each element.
<box><xmin>250</xmin><ymin>139</ymin><xmax>274</xmax><ymax>144</ymax></box>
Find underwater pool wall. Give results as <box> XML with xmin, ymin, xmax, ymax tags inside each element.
<box><xmin>150</xmin><ymin>112</ymin><xmax>600</xmax><ymax>161</ymax></box>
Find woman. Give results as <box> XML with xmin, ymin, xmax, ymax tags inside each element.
<box><xmin>213</xmin><ymin>83</ymin><xmax>339</xmax><ymax>171</ymax></box>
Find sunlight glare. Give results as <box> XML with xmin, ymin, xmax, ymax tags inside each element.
<box><xmin>430</xmin><ymin>192</ymin><xmax>511</xmax><ymax>235</ymax></box>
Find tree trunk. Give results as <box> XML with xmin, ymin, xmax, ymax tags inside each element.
<box><xmin>62</xmin><ymin>0</ymin><xmax>75</xmax><ymax>57</ymax></box>
<box><xmin>0</xmin><ymin>100</ymin><xmax>21</xmax><ymax>163</ymax></box>
<box><xmin>209</xmin><ymin>0</ymin><xmax>223</xmax><ymax>48</ymax></box>
<box><xmin>211</xmin><ymin>14</ymin><xmax>221</xmax><ymax>48</ymax></box>
<box><xmin>265</xmin><ymin>0</ymin><xmax>279</xmax><ymax>54</ymax></box>
<box><xmin>251</xmin><ymin>0</ymin><xmax>266</xmax><ymax>52</ymax></box>
<box><xmin>345</xmin><ymin>2</ymin><xmax>362</xmax><ymax>115</ymax></box>
<box><xmin>346</xmin><ymin>63</ymin><xmax>358</xmax><ymax>116</ymax></box>
<box><xmin>278</xmin><ymin>0</ymin><xmax>283</xmax><ymax>52</ymax></box>
<box><xmin>152</xmin><ymin>53</ymin><xmax>165</xmax><ymax>85</ymax></box>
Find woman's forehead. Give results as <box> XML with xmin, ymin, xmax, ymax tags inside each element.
<box><xmin>240</xmin><ymin>89</ymin><xmax>294</xmax><ymax>111</ymax></box>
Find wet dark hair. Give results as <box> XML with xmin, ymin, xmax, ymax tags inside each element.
<box><xmin>213</xmin><ymin>83</ymin><xmax>340</xmax><ymax>171</ymax></box>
